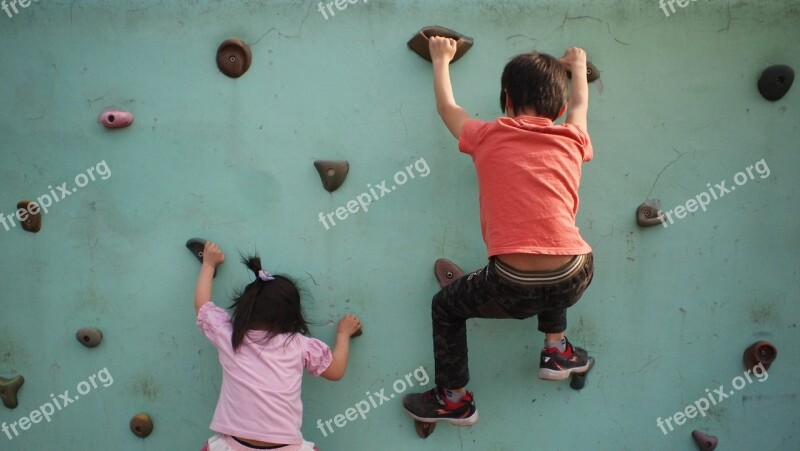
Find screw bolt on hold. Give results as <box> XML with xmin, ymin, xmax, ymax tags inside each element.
<box><xmin>743</xmin><ymin>340</ymin><xmax>777</xmax><ymax>371</ymax></box>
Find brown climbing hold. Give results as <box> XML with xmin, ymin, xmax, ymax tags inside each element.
<box><xmin>351</xmin><ymin>327</ymin><xmax>363</xmax><ymax>338</ymax></box>
<box><xmin>216</xmin><ymin>39</ymin><xmax>252</xmax><ymax>78</ymax></box>
<box><xmin>76</xmin><ymin>327</ymin><xmax>103</xmax><ymax>348</ymax></box>
<box><xmin>743</xmin><ymin>340</ymin><xmax>777</xmax><ymax>371</ymax></box>
<box><xmin>691</xmin><ymin>430</ymin><xmax>718</xmax><ymax>450</ymax></box>
<box><xmin>16</xmin><ymin>200</ymin><xmax>41</xmax><ymax>233</ymax></box>
<box><xmin>434</xmin><ymin>258</ymin><xmax>464</xmax><ymax>288</ymax></box>
<box><xmin>567</xmin><ymin>61</ymin><xmax>601</xmax><ymax>83</ymax></box>
<box><xmin>0</xmin><ymin>375</ymin><xmax>24</xmax><ymax>409</ymax></box>
<box><xmin>407</xmin><ymin>26</ymin><xmax>474</xmax><ymax>63</ymax></box>
<box><xmin>314</xmin><ymin>160</ymin><xmax>350</xmax><ymax>192</ymax></box>
<box><xmin>130</xmin><ymin>412</ymin><xmax>154</xmax><ymax>438</ymax></box>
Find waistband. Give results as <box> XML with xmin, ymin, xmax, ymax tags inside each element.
<box><xmin>491</xmin><ymin>254</ymin><xmax>589</xmax><ymax>286</ymax></box>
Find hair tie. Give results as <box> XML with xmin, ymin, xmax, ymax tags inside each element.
<box><xmin>257</xmin><ymin>269</ymin><xmax>275</xmax><ymax>282</ymax></box>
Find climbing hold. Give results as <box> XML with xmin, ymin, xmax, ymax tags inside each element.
<box><xmin>691</xmin><ymin>430</ymin><xmax>718</xmax><ymax>450</ymax></box>
<box><xmin>314</xmin><ymin>160</ymin><xmax>350</xmax><ymax>192</ymax></box>
<box><xmin>76</xmin><ymin>327</ymin><xmax>103</xmax><ymax>348</ymax></box>
<box><xmin>407</xmin><ymin>26</ymin><xmax>474</xmax><ymax>64</ymax></box>
<box><xmin>98</xmin><ymin>108</ymin><xmax>134</xmax><ymax>129</ymax></box>
<box><xmin>216</xmin><ymin>38</ymin><xmax>252</xmax><ymax>78</ymax></box>
<box><xmin>434</xmin><ymin>258</ymin><xmax>464</xmax><ymax>288</ymax></box>
<box><xmin>17</xmin><ymin>200</ymin><xmax>41</xmax><ymax>233</ymax></box>
<box><xmin>130</xmin><ymin>412</ymin><xmax>154</xmax><ymax>438</ymax></box>
<box><xmin>743</xmin><ymin>340</ymin><xmax>777</xmax><ymax>371</ymax></box>
<box><xmin>351</xmin><ymin>327</ymin><xmax>363</xmax><ymax>338</ymax></box>
<box><xmin>567</xmin><ymin>60</ymin><xmax>601</xmax><ymax>83</ymax></box>
<box><xmin>0</xmin><ymin>375</ymin><xmax>24</xmax><ymax>409</ymax></box>
<box><xmin>186</xmin><ymin>238</ymin><xmax>216</xmax><ymax>278</ymax></box>
<box><xmin>414</xmin><ymin>419</ymin><xmax>436</xmax><ymax>438</ymax></box>
<box><xmin>757</xmin><ymin>65</ymin><xmax>794</xmax><ymax>101</ymax></box>
<box><xmin>636</xmin><ymin>199</ymin><xmax>664</xmax><ymax>227</ymax></box>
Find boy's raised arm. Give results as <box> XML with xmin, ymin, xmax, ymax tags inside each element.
<box><xmin>560</xmin><ymin>47</ymin><xmax>589</xmax><ymax>130</ymax></box>
<box><xmin>430</xmin><ymin>37</ymin><xmax>472</xmax><ymax>140</ymax></box>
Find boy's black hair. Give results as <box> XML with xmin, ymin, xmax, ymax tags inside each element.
<box><xmin>500</xmin><ymin>52</ymin><xmax>569</xmax><ymax>121</ymax></box>
<box><xmin>229</xmin><ymin>254</ymin><xmax>309</xmax><ymax>351</ymax></box>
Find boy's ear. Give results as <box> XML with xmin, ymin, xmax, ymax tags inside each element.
<box><xmin>557</xmin><ymin>104</ymin><xmax>567</xmax><ymax>119</ymax></box>
<box><xmin>504</xmin><ymin>91</ymin><xmax>515</xmax><ymax>117</ymax></box>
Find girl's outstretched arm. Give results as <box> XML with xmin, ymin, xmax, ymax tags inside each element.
<box><xmin>194</xmin><ymin>241</ymin><xmax>225</xmax><ymax>314</ymax></box>
<box><xmin>321</xmin><ymin>313</ymin><xmax>362</xmax><ymax>381</ymax></box>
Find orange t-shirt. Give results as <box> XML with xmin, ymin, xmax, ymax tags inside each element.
<box><xmin>458</xmin><ymin>116</ymin><xmax>593</xmax><ymax>257</ymax></box>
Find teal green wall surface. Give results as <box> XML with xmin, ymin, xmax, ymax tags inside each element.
<box><xmin>1</xmin><ymin>1</ymin><xmax>798</xmax><ymax>449</ymax></box>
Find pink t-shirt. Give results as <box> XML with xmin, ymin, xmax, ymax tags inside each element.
<box><xmin>458</xmin><ymin>116</ymin><xmax>593</xmax><ymax>257</ymax></box>
<box><xmin>197</xmin><ymin>303</ymin><xmax>333</xmax><ymax>444</ymax></box>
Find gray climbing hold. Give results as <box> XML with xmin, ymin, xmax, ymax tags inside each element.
<box><xmin>314</xmin><ymin>160</ymin><xmax>350</xmax><ymax>192</ymax></box>
<box><xmin>76</xmin><ymin>327</ymin><xmax>103</xmax><ymax>348</ymax></box>
<box><xmin>758</xmin><ymin>65</ymin><xmax>794</xmax><ymax>101</ymax></box>
<box><xmin>636</xmin><ymin>199</ymin><xmax>664</xmax><ymax>227</ymax></box>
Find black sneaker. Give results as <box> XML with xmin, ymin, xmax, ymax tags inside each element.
<box><xmin>402</xmin><ymin>386</ymin><xmax>479</xmax><ymax>426</ymax></box>
<box><xmin>539</xmin><ymin>338</ymin><xmax>592</xmax><ymax>380</ymax></box>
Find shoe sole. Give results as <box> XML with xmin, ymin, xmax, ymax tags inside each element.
<box><xmin>404</xmin><ymin>408</ymin><xmax>479</xmax><ymax>427</ymax></box>
<box><xmin>538</xmin><ymin>361</ymin><xmax>593</xmax><ymax>381</ymax></box>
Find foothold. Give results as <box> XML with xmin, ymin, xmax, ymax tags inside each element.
<box><xmin>314</xmin><ymin>160</ymin><xmax>350</xmax><ymax>192</ymax></box>
<box><xmin>567</xmin><ymin>60</ymin><xmax>601</xmax><ymax>83</ymax></box>
<box><xmin>76</xmin><ymin>327</ymin><xmax>103</xmax><ymax>348</ymax></box>
<box><xmin>691</xmin><ymin>430</ymin><xmax>718</xmax><ymax>450</ymax></box>
<box><xmin>0</xmin><ymin>375</ymin><xmax>24</xmax><ymax>409</ymax></box>
<box><xmin>130</xmin><ymin>412</ymin><xmax>154</xmax><ymax>438</ymax></box>
<box><xmin>98</xmin><ymin>108</ymin><xmax>134</xmax><ymax>129</ymax></box>
<box><xmin>636</xmin><ymin>199</ymin><xmax>664</xmax><ymax>227</ymax></box>
<box><xmin>414</xmin><ymin>419</ymin><xmax>436</xmax><ymax>438</ymax></box>
<box><xmin>434</xmin><ymin>258</ymin><xmax>464</xmax><ymax>288</ymax></box>
<box><xmin>570</xmin><ymin>356</ymin><xmax>595</xmax><ymax>390</ymax></box>
<box><xmin>216</xmin><ymin>38</ymin><xmax>252</xmax><ymax>78</ymax></box>
<box><xmin>407</xmin><ymin>26</ymin><xmax>474</xmax><ymax>64</ymax></box>
<box><xmin>757</xmin><ymin>65</ymin><xmax>794</xmax><ymax>101</ymax></box>
<box><xmin>186</xmin><ymin>238</ymin><xmax>217</xmax><ymax>278</ymax></box>
<box><xmin>743</xmin><ymin>340</ymin><xmax>777</xmax><ymax>371</ymax></box>
<box><xmin>16</xmin><ymin>200</ymin><xmax>41</xmax><ymax>233</ymax></box>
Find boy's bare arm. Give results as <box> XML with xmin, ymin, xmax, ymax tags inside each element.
<box><xmin>560</xmin><ymin>47</ymin><xmax>589</xmax><ymax>130</ymax></box>
<box><xmin>429</xmin><ymin>37</ymin><xmax>471</xmax><ymax>139</ymax></box>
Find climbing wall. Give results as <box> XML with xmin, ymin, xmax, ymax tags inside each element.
<box><xmin>1</xmin><ymin>0</ymin><xmax>798</xmax><ymax>449</ymax></box>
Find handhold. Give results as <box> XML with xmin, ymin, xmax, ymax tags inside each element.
<box><xmin>407</xmin><ymin>26</ymin><xmax>474</xmax><ymax>64</ymax></box>
<box><xmin>434</xmin><ymin>258</ymin><xmax>464</xmax><ymax>288</ymax></box>
<box><xmin>186</xmin><ymin>238</ymin><xmax>216</xmax><ymax>278</ymax></box>
<box><xmin>216</xmin><ymin>38</ymin><xmax>252</xmax><ymax>78</ymax></box>
<box><xmin>0</xmin><ymin>375</ymin><xmax>24</xmax><ymax>409</ymax></box>
<box><xmin>414</xmin><ymin>420</ymin><xmax>436</xmax><ymax>438</ymax></box>
<box><xmin>314</xmin><ymin>160</ymin><xmax>350</xmax><ymax>192</ymax></box>
<box><xmin>76</xmin><ymin>327</ymin><xmax>103</xmax><ymax>348</ymax></box>
<box><xmin>691</xmin><ymin>430</ymin><xmax>718</xmax><ymax>450</ymax></box>
<box><xmin>636</xmin><ymin>199</ymin><xmax>665</xmax><ymax>227</ymax></box>
<box><xmin>351</xmin><ymin>327</ymin><xmax>363</xmax><ymax>338</ymax></box>
<box><xmin>130</xmin><ymin>412</ymin><xmax>154</xmax><ymax>438</ymax></box>
<box><xmin>567</xmin><ymin>60</ymin><xmax>601</xmax><ymax>83</ymax></box>
<box><xmin>17</xmin><ymin>200</ymin><xmax>41</xmax><ymax>233</ymax></box>
<box><xmin>743</xmin><ymin>340</ymin><xmax>777</xmax><ymax>371</ymax></box>
<box><xmin>98</xmin><ymin>108</ymin><xmax>134</xmax><ymax>129</ymax></box>
<box><xmin>757</xmin><ymin>65</ymin><xmax>794</xmax><ymax>101</ymax></box>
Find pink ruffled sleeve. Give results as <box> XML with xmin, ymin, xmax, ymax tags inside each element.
<box><xmin>196</xmin><ymin>303</ymin><xmax>233</xmax><ymax>349</ymax></box>
<box><xmin>301</xmin><ymin>336</ymin><xmax>333</xmax><ymax>377</ymax></box>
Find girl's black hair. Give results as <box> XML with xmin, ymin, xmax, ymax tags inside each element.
<box><xmin>229</xmin><ymin>254</ymin><xmax>309</xmax><ymax>351</ymax></box>
<box><xmin>500</xmin><ymin>52</ymin><xmax>569</xmax><ymax>121</ymax></box>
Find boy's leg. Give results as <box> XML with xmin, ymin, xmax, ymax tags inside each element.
<box><xmin>536</xmin><ymin>253</ymin><xmax>595</xmax><ymax>380</ymax></box>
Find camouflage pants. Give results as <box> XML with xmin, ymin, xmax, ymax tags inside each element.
<box><xmin>432</xmin><ymin>253</ymin><xmax>594</xmax><ymax>388</ymax></box>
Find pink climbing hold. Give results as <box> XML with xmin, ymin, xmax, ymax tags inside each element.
<box><xmin>98</xmin><ymin>108</ymin><xmax>133</xmax><ymax>129</ymax></box>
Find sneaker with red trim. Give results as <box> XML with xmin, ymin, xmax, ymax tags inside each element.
<box><xmin>539</xmin><ymin>338</ymin><xmax>592</xmax><ymax>380</ymax></box>
<box><xmin>402</xmin><ymin>386</ymin><xmax>479</xmax><ymax>426</ymax></box>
